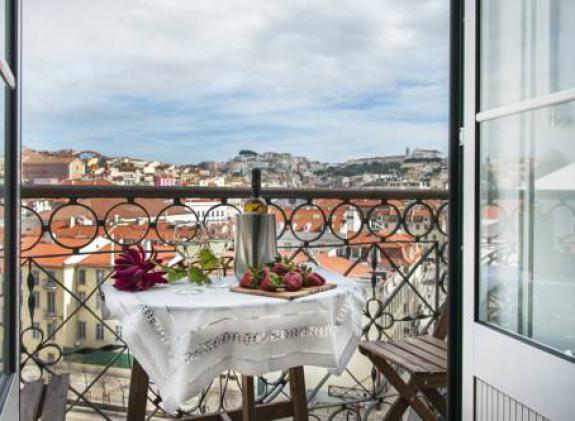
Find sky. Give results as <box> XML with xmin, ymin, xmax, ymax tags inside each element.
<box><xmin>23</xmin><ymin>0</ymin><xmax>449</xmax><ymax>165</ymax></box>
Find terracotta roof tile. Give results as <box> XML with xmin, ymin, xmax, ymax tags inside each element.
<box><xmin>316</xmin><ymin>253</ymin><xmax>370</xmax><ymax>278</ymax></box>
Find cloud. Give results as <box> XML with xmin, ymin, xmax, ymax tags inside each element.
<box><xmin>23</xmin><ymin>0</ymin><xmax>449</xmax><ymax>163</ymax></box>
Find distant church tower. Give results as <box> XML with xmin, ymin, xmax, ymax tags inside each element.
<box><xmin>405</xmin><ymin>147</ymin><xmax>411</xmax><ymax>158</ymax></box>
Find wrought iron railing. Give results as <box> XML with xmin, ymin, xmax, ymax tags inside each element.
<box><xmin>19</xmin><ymin>185</ymin><xmax>448</xmax><ymax>420</ymax></box>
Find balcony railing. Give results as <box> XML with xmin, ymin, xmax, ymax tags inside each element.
<box><xmin>20</xmin><ymin>185</ymin><xmax>448</xmax><ymax>420</ymax></box>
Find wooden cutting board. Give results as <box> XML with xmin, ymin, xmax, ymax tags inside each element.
<box><xmin>230</xmin><ymin>283</ymin><xmax>336</xmax><ymax>300</ymax></box>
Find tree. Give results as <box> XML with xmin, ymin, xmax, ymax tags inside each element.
<box><xmin>238</xmin><ymin>150</ymin><xmax>258</xmax><ymax>157</ymax></box>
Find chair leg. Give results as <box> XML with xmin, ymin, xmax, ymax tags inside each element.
<box><xmin>128</xmin><ymin>359</ymin><xmax>149</xmax><ymax>421</ymax></box>
<box><xmin>384</xmin><ymin>395</ymin><xmax>410</xmax><ymax>421</ymax></box>
<box><xmin>371</xmin><ymin>358</ymin><xmax>436</xmax><ymax>421</ymax></box>
<box><xmin>289</xmin><ymin>366</ymin><xmax>309</xmax><ymax>421</ymax></box>
<box><xmin>384</xmin><ymin>376</ymin><xmax>424</xmax><ymax>421</ymax></box>
<box><xmin>241</xmin><ymin>375</ymin><xmax>256</xmax><ymax>421</ymax></box>
<box><xmin>420</xmin><ymin>387</ymin><xmax>446</xmax><ymax>418</ymax></box>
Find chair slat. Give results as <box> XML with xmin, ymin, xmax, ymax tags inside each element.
<box><xmin>363</xmin><ymin>342</ymin><xmax>443</xmax><ymax>374</ymax></box>
<box><xmin>419</xmin><ymin>335</ymin><xmax>447</xmax><ymax>350</ymax></box>
<box><xmin>390</xmin><ymin>341</ymin><xmax>447</xmax><ymax>370</ymax></box>
<box><xmin>385</xmin><ymin>342</ymin><xmax>446</xmax><ymax>372</ymax></box>
<box><xmin>432</xmin><ymin>302</ymin><xmax>449</xmax><ymax>340</ymax></box>
<box><xmin>42</xmin><ymin>374</ymin><xmax>69</xmax><ymax>421</ymax></box>
<box><xmin>361</xmin><ymin>342</ymin><xmax>427</xmax><ymax>373</ymax></box>
<box><xmin>406</xmin><ymin>337</ymin><xmax>447</xmax><ymax>359</ymax></box>
<box><xmin>21</xmin><ymin>381</ymin><xmax>45</xmax><ymax>421</ymax></box>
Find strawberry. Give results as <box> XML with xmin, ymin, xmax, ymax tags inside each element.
<box><xmin>304</xmin><ymin>272</ymin><xmax>326</xmax><ymax>287</ymax></box>
<box><xmin>240</xmin><ymin>271</ymin><xmax>254</xmax><ymax>288</ymax></box>
<box><xmin>271</xmin><ymin>262</ymin><xmax>290</xmax><ymax>276</ymax></box>
<box><xmin>283</xmin><ymin>271</ymin><xmax>303</xmax><ymax>291</ymax></box>
<box><xmin>240</xmin><ymin>267</ymin><xmax>262</xmax><ymax>289</ymax></box>
<box><xmin>296</xmin><ymin>264</ymin><xmax>312</xmax><ymax>276</ymax></box>
<box><xmin>260</xmin><ymin>272</ymin><xmax>284</xmax><ymax>292</ymax></box>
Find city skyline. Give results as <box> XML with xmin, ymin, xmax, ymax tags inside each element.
<box><xmin>24</xmin><ymin>144</ymin><xmax>442</xmax><ymax>166</ymax></box>
<box><xmin>23</xmin><ymin>0</ymin><xmax>449</xmax><ymax>164</ymax></box>
<box><xmin>22</xmin><ymin>146</ymin><xmax>448</xmax><ymax>190</ymax></box>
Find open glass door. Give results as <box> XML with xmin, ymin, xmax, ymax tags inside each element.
<box><xmin>0</xmin><ymin>0</ymin><xmax>19</xmax><ymax>418</ymax></box>
<box><xmin>463</xmin><ymin>0</ymin><xmax>575</xmax><ymax>419</ymax></box>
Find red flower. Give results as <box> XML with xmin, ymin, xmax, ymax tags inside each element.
<box><xmin>112</xmin><ymin>245</ymin><xmax>167</xmax><ymax>292</ymax></box>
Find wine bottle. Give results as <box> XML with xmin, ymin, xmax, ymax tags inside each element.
<box><xmin>244</xmin><ymin>168</ymin><xmax>268</xmax><ymax>214</ymax></box>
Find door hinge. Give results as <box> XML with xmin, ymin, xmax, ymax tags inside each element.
<box><xmin>458</xmin><ymin>127</ymin><xmax>465</xmax><ymax>146</ymax></box>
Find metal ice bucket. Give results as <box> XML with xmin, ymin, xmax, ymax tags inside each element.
<box><xmin>234</xmin><ymin>214</ymin><xmax>277</xmax><ymax>279</ymax></box>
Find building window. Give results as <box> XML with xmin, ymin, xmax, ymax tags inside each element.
<box><xmin>115</xmin><ymin>325</ymin><xmax>123</xmax><ymax>341</ymax></box>
<box><xmin>77</xmin><ymin>321</ymin><xmax>86</xmax><ymax>340</ymax></box>
<box><xmin>78</xmin><ymin>269</ymin><xmax>87</xmax><ymax>285</ymax></box>
<box><xmin>47</xmin><ymin>322</ymin><xmax>56</xmax><ymax>338</ymax></box>
<box><xmin>32</xmin><ymin>322</ymin><xmax>40</xmax><ymax>339</ymax></box>
<box><xmin>45</xmin><ymin>270</ymin><xmax>57</xmax><ymax>287</ymax></box>
<box><xmin>46</xmin><ymin>291</ymin><xmax>56</xmax><ymax>314</ymax></box>
<box><xmin>96</xmin><ymin>269</ymin><xmax>106</xmax><ymax>283</ymax></box>
<box><xmin>95</xmin><ymin>293</ymin><xmax>101</xmax><ymax>309</ymax></box>
<box><xmin>96</xmin><ymin>323</ymin><xmax>105</xmax><ymax>341</ymax></box>
<box><xmin>31</xmin><ymin>269</ymin><xmax>40</xmax><ymax>285</ymax></box>
<box><xmin>33</xmin><ymin>291</ymin><xmax>40</xmax><ymax>308</ymax></box>
<box><xmin>47</xmin><ymin>353</ymin><xmax>55</xmax><ymax>363</ymax></box>
<box><xmin>78</xmin><ymin>291</ymin><xmax>86</xmax><ymax>304</ymax></box>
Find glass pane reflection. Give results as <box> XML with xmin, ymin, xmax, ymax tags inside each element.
<box><xmin>479</xmin><ymin>100</ymin><xmax>575</xmax><ymax>359</ymax></box>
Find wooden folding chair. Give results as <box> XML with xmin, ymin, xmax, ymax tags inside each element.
<box><xmin>359</xmin><ymin>303</ymin><xmax>448</xmax><ymax>421</ymax></box>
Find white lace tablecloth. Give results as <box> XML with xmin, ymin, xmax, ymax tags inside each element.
<box><xmin>101</xmin><ymin>270</ymin><xmax>366</xmax><ymax>413</ymax></box>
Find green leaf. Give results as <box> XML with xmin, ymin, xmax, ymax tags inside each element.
<box><xmin>198</xmin><ymin>248</ymin><xmax>219</xmax><ymax>270</ymax></box>
<box><xmin>166</xmin><ymin>267</ymin><xmax>185</xmax><ymax>283</ymax></box>
<box><xmin>188</xmin><ymin>266</ymin><xmax>210</xmax><ymax>285</ymax></box>
<box><xmin>269</xmin><ymin>273</ymin><xmax>285</xmax><ymax>289</ymax></box>
<box><xmin>153</xmin><ymin>260</ymin><xmax>186</xmax><ymax>283</ymax></box>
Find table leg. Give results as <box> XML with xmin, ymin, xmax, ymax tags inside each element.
<box><xmin>289</xmin><ymin>366</ymin><xmax>309</xmax><ymax>421</ymax></box>
<box><xmin>241</xmin><ymin>375</ymin><xmax>255</xmax><ymax>421</ymax></box>
<box><xmin>127</xmin><ymin>366</ymin><xmax>307</xmax><ymax>421</ymax></box>
<box><xmin>128</xmin><ymin>359</ymin><xmax>149</xmax><ymax>421</ymax></box>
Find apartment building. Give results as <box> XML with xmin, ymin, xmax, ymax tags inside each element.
<box><xmin>21</xmin><ymin>240</ymin><xmax>123</xmax><ymax>371</ymax></box>
<box><xmin>23</xmin><ymin>150</ymin><xmax>85</xmax><ymax>183</ymax></box>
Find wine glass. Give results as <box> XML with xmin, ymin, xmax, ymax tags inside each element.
<box><xmin>174</xmin><ymin>230</ymin><xmax>207</xmax><ymax>295</ymax></box>
<box><xmin>207</xmin><ymin>219</ymin><xmax>235</xmax><ymax>288</ymax></box>
<box><xmin>208</xmin><ymin>239</ymin><xmax>233</xmax><ymax>288</ymax></box>
<box><xmin>177</xmin><ymin>241</ymin><xmax>203</xmax><ymax>265</ymax></box>
<box><xmin>173</xmin><ymin>285</ymin><xmax>203</xmax><ymax>296</ymax></box>
<box><xmin>204</xmin><ymin>210</ymin><xmax>237</xmax><ymax>288</ymax></box>
<box><xmin>176</xmin><ymin>222</ymin><xmax>205</xmax><ymax>261</ymax></box>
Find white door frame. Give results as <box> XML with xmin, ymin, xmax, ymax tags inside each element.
<box><xmin>461</xmin><ymin>1</ymin><xmax>477</xmax><ymax>418</ymax></box>
<box><xmin>462</xmin><ymin>0</ymin><xmax>575</xmax><ymax>419</ymax></box>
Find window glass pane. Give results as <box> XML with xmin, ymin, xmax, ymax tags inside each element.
<box><xmin>478</xmin><ymin>100</ymin><xmax>575</xmax><ymax>359</ymax></box>
<box><xmin>481</xmin><ymin>0</ymin><xmax>575</xmax><ymax>110</ymax></box>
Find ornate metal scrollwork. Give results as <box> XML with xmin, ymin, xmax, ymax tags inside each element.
<box><xmin>20</xmin><ymin>187</ymin><xmax>448</xmax><ymax>419</ymax></box>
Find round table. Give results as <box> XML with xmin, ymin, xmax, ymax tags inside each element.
<box><xmin>102</xmin><ymin>269</ymin><xmax>366</xmax><ymax>418</ymax></box>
